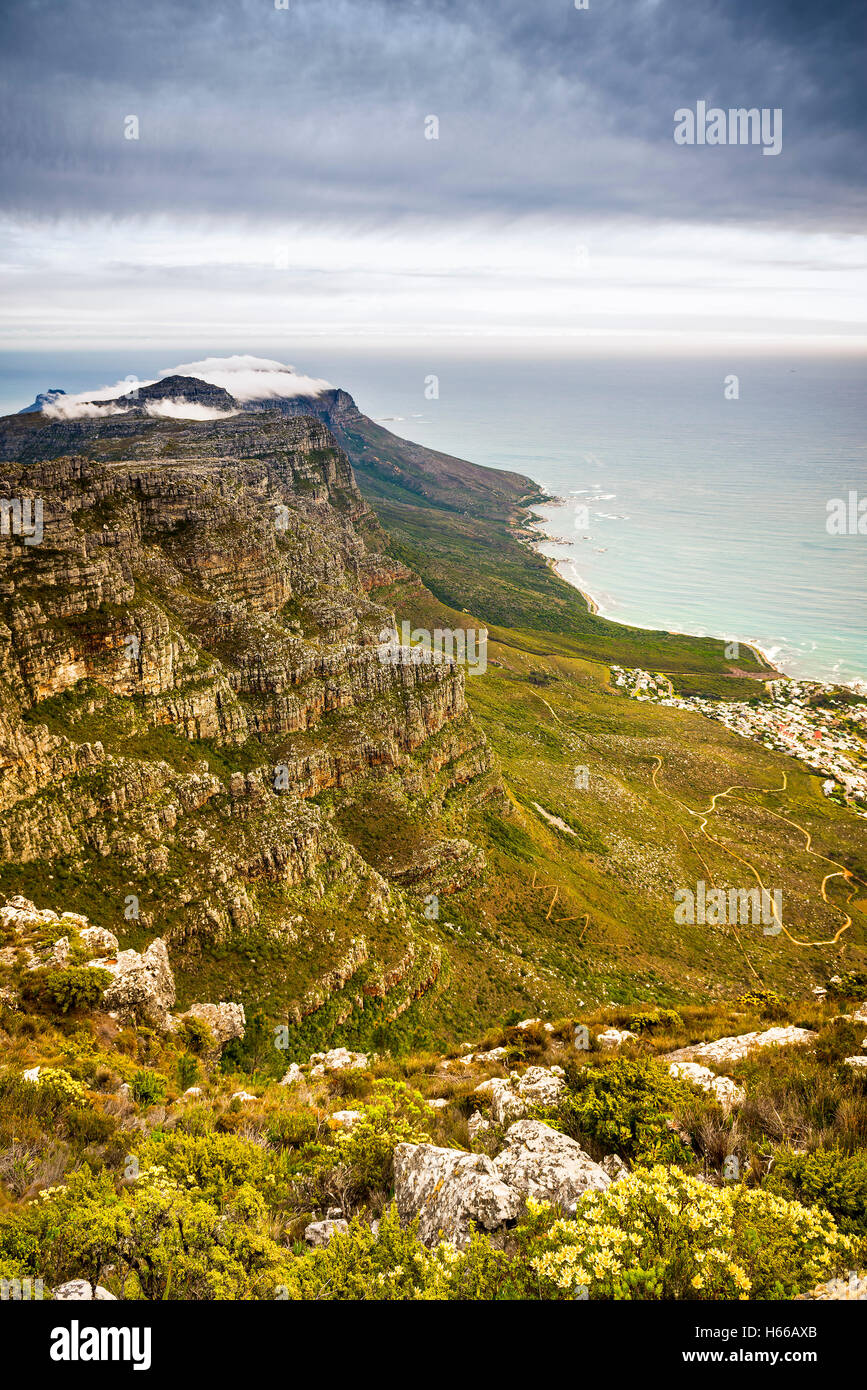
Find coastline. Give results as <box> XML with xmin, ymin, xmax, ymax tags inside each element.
<box><xmin>519</xmin><ymin>494</ymin><xmax>792</xmax><ymax>682</ymax></box>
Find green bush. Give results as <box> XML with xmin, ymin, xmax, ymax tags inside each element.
<box><xmin>827</xmin><ymin>972</ymin><xmax>867</xmax><ymax>1000</ymax></box>
<box><xmin>21</xmin><ymin>968</ymin><xmax>112</xmax><ymax>1015</ymax></box>
<box><xmin>175</xmin><ymin>1053</ymin><xmax>200</xmax><ymax>1091</ymax></box>
<box><xmin>542</xmin><ymin>1058</ymin><xmax>695</xmax><ymax>1164</ymax></box>
<box><xmin>266</xmin><ymin>1110</ymin><xmax>319</xmax><ymax>1149</ymax></box>
<box><xmin>766</xmin><ymin>1147</ymin><xmax>867</xmax><ymax>1236</ymax></box>
<box><xmin>131</xmin><ymin>1070</ymin><xmax>166</xmax><ymax>1107</ymax></box>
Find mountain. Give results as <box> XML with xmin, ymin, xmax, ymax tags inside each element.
<box><xmin>16</xmin><ymin>388</ymin><xmax>66</xmax><ymax>414</ymax></box>
<box><xmin>1</xmin><ymin>372</ymin><xmax>864</xmax><ymax>1053</ymax></box>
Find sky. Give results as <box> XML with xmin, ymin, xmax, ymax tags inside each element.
<box><xmin>1</xmin><ymin>0</ymin><xmax>865</xmax><ymax>353</ymax></box>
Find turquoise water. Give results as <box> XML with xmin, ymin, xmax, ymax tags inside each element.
<box><xmin>2</xmin><ymin>349</ymin><xmax>864</xmax><ymax>682</ymax></box>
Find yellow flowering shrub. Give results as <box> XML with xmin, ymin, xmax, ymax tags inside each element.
<box><xmin>529</xmin><ymin>1166</ymin><xmax>856</xmax><ymax>1300</ymax></box>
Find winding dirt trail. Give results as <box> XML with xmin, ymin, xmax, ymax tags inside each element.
<box><xmin>651</xmin><ymin>757</ymin><xmax>866</xmax><ymax>948</ymax></box>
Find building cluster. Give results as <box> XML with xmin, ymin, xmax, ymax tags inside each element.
<box><xmin>610</xmin><ymin>666</ymin><xmax>867</xmax><ymax>816</ymax></box>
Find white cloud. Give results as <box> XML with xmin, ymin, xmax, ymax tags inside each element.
<box><xmin>42</xmin><ymin>398</ymin><xmax>131</xmax><ymax>420</ymax></box>
<box><xmin>144</xmin><ymin>398</ymin><xmax>239</xmax><ymax>420</ymax></box>
<box><xmin>166</xmin><ymin>356</ymin><xmax>332</xmax><ymax>401</ymax></box>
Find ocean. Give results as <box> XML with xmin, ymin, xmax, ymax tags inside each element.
<box><xmin>1</xmin><ymin>348</ymin><xmax>864</xmax><ymax>684</ymax></box>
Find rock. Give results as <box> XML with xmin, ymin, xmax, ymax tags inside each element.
<box><xmin>172</xmin><ymin>1000</ymin><xmax>245</xmax><ymax>1053</ymax></box>
<box><xmin>844</xmin><ymin>1056</ymin><xmax>867</xmax><ymax>1070</ymax></box>
<box><xmin>182</xmin><ymin>1086</ymin><xmax>203</xmax><ymax>1098</ymax></box>
<box><xmin>279</xmin><ymin>1063</ymin><xmax>303</xmax><ymax>1087</ymax></box>
<box><xmin>95</xmin><ymin>938</ymin><xmax>176</xmax><ymax>1029</ymax></box>
<box><xmin>308</xmin><ymin>1048</ymin><xmax>368</xmax><ymax>1075</ymax></box>
<box><xmin>304</xmin><ymin>1219</ymin><xmax>349</xmax><ymax>1247</ymax></box>
<box><xmin>602</xmin><ymin>1154</ymin><xmax>629</xmax><ymax>1182</ymax></box>
<box><xmin>231</xmin><ymin>1090</ymin><xmax>257</xmax><ymax>1102</ymax></box>
<box><xmin>426</xmin><ymin>1098</ymin><xmax>449</xmax><ymax>1109</ymax></box>
<box><xmin>22</xmin><ymin>1065</ymin><xmax>40</xmax><ymax>1082</ymax></box>
<box><xmin>393</xmin><ymin>1142</ymin><xmax>523</xmax><ymax>1247</ymax></box>
<box><xmin>596</xmin><ymin>1028</ymin><xmax>638</xmax><ymax>1050</ymax></box>
<box><xmin>325</xmin><ymin>1207</ymin><xmax>343</xmax><ymax>1220</ymax></box>
<box><xmin>47</xmin><ymin>935</ymin><xmax>70</xmax><ymax>967</ymax></box>
<box><xmin>330</xmin><ymin>1109</ymin><xmax>363</xmax><ymax>1128</ymax></box>
<box><xmin>493</xmin><ymin>1120</ymin><xmax>610</xmax><ymax>1212</ymax></box>
<box><xmin>79</xmin><ymin>925</ymin><xmax>119</xmax><ymax>956</ymax></box>
<box><xmin>798</xmin><ymin>1272</ymin><xmax>867</xmax><ymax>1301</ymax></box>
<box><xmin>487</xmin><ymin>1066</ymin><xmax>567</xmax><ymax>1125</ymax></box>
<box><xmin>467</xmin><ymin>1112</ymin><xmax>492</xmax><ymax>1142</ymax></box>
<box><xmin>514</xmin><ymin>1017</ymin><xmax>554</xmax><ymax>1032</ymax></box>
<box><xmin>853</xmin><ymin>1003</ymin><xmax>867</xmax><ymax>1024</ymax></box>
<box><xmin>664</xmin><ymin>1026</ymin><xmax>817</xmax><ymax>1067</ymax></box>
<box><xmin>53</xmin><ymin>1280</ymin><xmax>117</xmax><ymax>1301</ymax></box>
<box><xmin>668</xmin><ymin>1061</ymin><xmax>746</xmax><ymax>1110</ymax></box>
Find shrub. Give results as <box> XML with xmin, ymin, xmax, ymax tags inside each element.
<box><xmin>543</xmin><ymin>1058</ymin><xmax>695</xmax><ymax>1164</ymax></box>
<box><xmin>766</xmin><ymin>1147</ymin><xmax>867</xmax><ymax>1236</ymax></box>
<box><xmin>175</xmin><ymin>1053</ymin><xmax>200</xmax><ymax>1091</ymax></box>
<box><xmin>329</xmin><ymin>1079</ymin><xmax>430</xmax><ymax>1202</ymax></box>
<box><xmin>266</xmin><ymin>1110</ymin><xmax>318</xmax><ymax>1149</ymax></box>
<box><xmin>180</xmin><ymin>1018</ymin><xmax>214</xmax><ymax>1056</ymax></box>
<box><xmin>21</xmin><ymin>968</ymin><xmax>112</xmax><ymax>1015</ymax></box>
<box><xmin>629</xmin><ymin>1009</ymin><xmax>683</xmax><ymax>1033</ymax></box>
<box><xmin>131</xmin><ymin>1070</ymin><xmax>166</xmax><ymax>1107</ymax></box>
<box><xmin>827</xmin><ymin>972</ymin><xmax>867</xmax><ymax>1000</ymax></box>
<box><xmin>528</xmin><ymin>1166</ymin><xmax>856</xmax><ymax>1299</ymax></box>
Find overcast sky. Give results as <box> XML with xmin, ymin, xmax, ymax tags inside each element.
<box><xmin>1</xmin><ymin>0</ymin><xmax>865</xmax><ymax>351</ymax></box>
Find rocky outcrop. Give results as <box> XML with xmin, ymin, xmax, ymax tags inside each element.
<box><xmin>171</xmin><ymin>1001</ymin><xmax>246</xmax><ymax>1055</ymax></box>
<box><xmin>93</xmin><ymin>938</ymin><xmax>176</xmax><ymax>1028</ymax></box>
<box><xmin>393</xmin><ymin>1142</ymin><xmax>523</xmax><ymax>1248</ymax></box>
<box><xmin>493</xmin><ymin>1120</ymin><xmax>610</xmax><ymax>1212</ymax></box>
<box><xmin>478</xmin><ymin>1065</ymin><xmax>566</xmax><ymax>1125</ymax></box>
<box><xmin>668</xmin><ymin>1061</ymin><xmax>746</xmax><ymax>1110</ymax></box>
<box><xmin>665</xmin><ymin>1026</ymin><xmax>817</xmax><ymax>1067</ymax></box>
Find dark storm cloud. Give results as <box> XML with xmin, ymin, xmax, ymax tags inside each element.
<box><xmin>0</xmin><ymin>0</ymin><xmax>864</xmax><ymax>229</ymax></box>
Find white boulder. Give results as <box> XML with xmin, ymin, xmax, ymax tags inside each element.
<box><xmin>393</xmin><ymin>1142</ymin><xmax>523</xmax><ymax>1248</ymax></box>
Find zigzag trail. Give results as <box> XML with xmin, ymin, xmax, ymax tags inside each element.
<box><xmin>651</xmin><ymin>757</ymin><xmax>866</xmax><ymax>949</ymax></box>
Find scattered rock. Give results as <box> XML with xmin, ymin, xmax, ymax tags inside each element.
<box><xmin>664</xmin><ymin>1026</ymin><xmax>816</xmax><ymax>1067</ymax></box>
<box><xmin>493</xmin><ymin>1120</ymin><xmax>610</xmax><ymax>1212</ymax></box>
<box><xmin>53</xmin><ymin>1280</ymin><xmax>117</xmax><ymax>1301</ymax></box>
<box><xmin>309</xmin><ymin>1048</ymin><xmax>368</xmax><ymax>1077</ymax></box>
<box><xmin>22</xmin><ymin>1065</ymin><xmax>40</xmax><ymax>1083</ymax></box>
<box><xmin>844</xmin><ymin>1056</ymin><xmax>867</xmax><ymax>1070</ymax></box>
<box><xmin>182</xmin><ymin>1086</ymin><xmax>203</xmax><ymax>1098</ymax></box>
<box><xmin>668</xmin><ymin>1061</ymin><xmax>746</xmax><ymax>1110</ymax></box>
<box><xmin>426</xmin><ymin>1098</ymin><xmax>449</xmax><ymax>1109</ymax></box>
<box><xmin>330</xmin><ymin>1109</ymin><xmax>363</xmax><ymax>1128</ymax></box>
<box><xmin>596</xmin><ymin>1028</ymin><xmax>638</xmax><ymax>1050</ymax></box>
<box><xmin>602</xmin><ymin>1154</ymin><xmax>629</xmax><ymax>1182</ymax></box>
<box><xmin>304</xmin><ymin>1219</ymin><xmax>349</xmax><ymax>1247</ymax></box>
<box><xmin>393</xmin><ymin>1142</ymin><xmax>523</xmax><ymax>1247</ymax></box>
<box><xmin>231</xmin><ymin>1090</ymin><xmax>257</xmax><ymax>1103</ymax></box>
<box><xmin>279</xmin><ymin>1063</ymin><xmax>303</xmax><ymax>1087</ymax></box>
<box><xmin>798</xmin><ymin>1272</ymin><xmax>867</xmax><ymax>1301</ymax></box>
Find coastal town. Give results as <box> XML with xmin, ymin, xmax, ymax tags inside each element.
<box><xmin>610</xmin><ymin>666</ymin><xmax>867</xmax><ymax>817</ymax></box>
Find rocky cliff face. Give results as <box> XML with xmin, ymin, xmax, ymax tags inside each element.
<box><xmin>0</xmin><ymin>401</ymin><xmax>496</xmax><ymax>1033</ymax></box>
